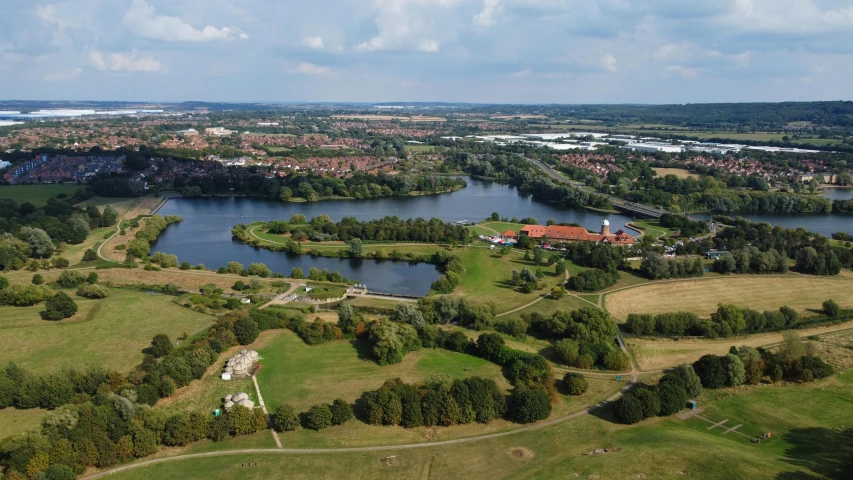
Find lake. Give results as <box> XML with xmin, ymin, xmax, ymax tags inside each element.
<box><xmin>152</xmin><ymin>178</ymin><xmax>635</xmax><ymax>295</ymax></box>
<box><xmin>152</xmin><ymin>180</ymin><xmax>852</xmax><ymax>294</ymax></box>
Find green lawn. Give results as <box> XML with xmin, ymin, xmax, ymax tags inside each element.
<box><xmin>630</xmin><ymin>219</ymin><xmax>674</xmax><ymax>240</ymax></box>
<box><xmin>58</xmin><ymin>226</ymin><xmax>114</xmax><ymax>265</ymax></box>
<box><xmin>256</xmin><ymin>330</ymin><xmax>509</xmax><ymax>413</ymax></box>
<box><xmin>106</xmin><ymin>370</ymin><xmax>853</xmax><ymax>480</ymax></box>
<box><xmin>404</xmin><ymin>145</ymin><xmax>437</xmax><ymax>152</ymax></box>
<box><xmin>0</xmin><ymin>408</ymin><xmax>47</xmax><ymax>441</ymax></box>
<box><xmin>0</xmin><ymin>184</ymin><xmax>85</xmax><ymax>207</ymax></box>
<box><xmin>0</xmin><ymin>288</ymin><xmax>214</xmax><ymax>373</ymax></box>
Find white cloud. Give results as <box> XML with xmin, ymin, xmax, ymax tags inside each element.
<box><xmin>43</xmin><ymin>68</ymin><xmax>83</xmax><ymax>82</ymax></box>
<box><xmin>89</xmin><ymin>50</ymin><xmax>162</xmax><ymax>72</ymax></box>
<box><xmin>355</xmin><ymin>0</ymin><xmax>458</xmax><ymax>53</ymax></box>
<box><xmin>601</xmin><ymin>53</ymin><xmax>617</xmax><ymax>72</ymax></box>
<box><xmin>473</xmin><ymin>0</ymin><xmax>502</xmax><ymax>28</ymax></box>
<box><xmin>294</xmin><ymin>62</ymin><xmax>330</xmax><ymax>75</ymax></box>
<box><xmin>724</xmin><ymin>0</ymin><xmax>853</xmax><ymax>34</ymax></box>
<box><xmin>303</xmin><ymin>36</ymin><xmax>325</xmax><ymax>50</ymax></box>
<box><xmin>123</xmin><ymin>0</ymin><xmax>248</xmax><ymax>42</ymax></box>
<box><xmin>665</xmin><ymin>65</ymin><xmax>699</xmax><ymax>78</ymax></box>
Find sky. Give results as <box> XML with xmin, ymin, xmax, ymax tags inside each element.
<box><xmin>1</xmin><ymin>0</ymin><xmax>853</xmax><ymax>104</ymax></box>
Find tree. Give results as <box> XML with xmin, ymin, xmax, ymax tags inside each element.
<box><xmin>634</xmin><ymin>387</ymin><xmax>661</xmax><ymax>418</ymax></box>
<box><xmin>24</xmin><ymin>227</ymin><xmax>55</xmax><ymax>258</ymax></box>
<box><xmin>86</xmin><ymin>272</ymin><xmax>99</xmax><ymax>284</ymax></box>
<box><xmin>271</xmin><ymin>405</ymin><xmax>300</xmax><ymax>432</ymax></box>
<box><xmin>692</xmin><ymin>355</ymin><xmax>727</xmax><ymax>389</ymax></box>
<box><xmin>248</xmin><ymin>263</ymin><xmax>271</xmax><ymax>277</ymax></box>
<box><xmin>664</xmin><ymin>364</ymin><xmax>703</xmax><ymax>398</ymax></box>
<box><xmin>656</xmin><ymin>382</ymin><xmax>688</xmax><ymax>416</ymax></box>
<box><xmin>778</xmin><ymin>331</ymin><xmax>807</xmax><ymax>364</ymax></box>
<box><xmin>562</xmin><ymin>373</ymin><xmax>589</xmax><ymax>395</ymax></box>
<box><xmin>553</xmin><ymin>338</ymin><xmax>580</xmax><ymax>365</ymax></box>
<box><xmin>723</xmin><ymin>353</ymin><xmax>746</xmax><ymax>387</ymax></box>
<box><xmin>305</xmin><ymin>403</ymin><xmax>333</xmax><ymax>430</ymax></box>
<box><xmin>823</xmin><ymin>299</ymin><xmax>841</xmax><ymax>319</ymax></box>
<box><xmin>228</xmin><ymin>405</ymin><xmax>259</xmax><ymax>436</ymax></box>
<box><xmin>475</xmin><ymin>333</ymin><xmax>505</xmax><ymax>362</ymax></box>
<box><xmin>41</xmin><ymin>464</ymin><xmax>76</xmax><ymax>480</ymax></box>
<box><xmin>613</xmin><ymin>393</ymin><xmax>644</xmax><ymax>424</ymax></box>
<box><xmin>290</xmin><ymin>267</ymin><xmax>304</xmax><ymax>279</ymax></box>
<box><xmin>41</xmin><ymin>292</ymin><xmax>78</xmax><ymax>320</ymax></box>
<box><xmin>83</xmin><ymin>249</ymin><xmax>98</xmax><ymax>261</ymax></box>
<box><xmin>349</xmin><ymin>238</ymin><xmax>364</xmax><ymax>258</ymax></box>
<box><xmin>102</xmin><ymin>205</ymin><xmax>119</xmax><ymax>226</ymax></box>
<box><xmin>150</xmin><ymin>334</ymin><xmax>173</xmax><ymax>358</ymax></box>
<box><xmin>330</xmin><ymin>399</ymin><xmax>353</xmax><ymax>425</ymax></box>
<box><xmin>551</xmin><ymin>286</ymin><xmax>565</xmax><ymax>299</ymax></box>
<box><xmin>510</xmin><ymin>387</ymin><xmax>551</xmax><ymax>423</ymax></box>
<box><xmin>234</xmin><ymin>316</ymin><xmax>260</xmax><ymax>345</ymax></box>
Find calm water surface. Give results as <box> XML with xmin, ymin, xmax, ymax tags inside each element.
<box><xmin>152</xmin><ymin>179</ymin><xmax>852</xmax><ymax>293</ymax></box>
<box><xmin>152</xmin><ymin>178</ymin><xmax>634</xmax><ymax>294</ymax></box>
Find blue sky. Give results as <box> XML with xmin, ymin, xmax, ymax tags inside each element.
<box><xmin>1</xmin><ymin>0</ymin><xmax>852</xmax><ymax>103</ymax></box>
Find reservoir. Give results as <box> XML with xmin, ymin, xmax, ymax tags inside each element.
<box><xmin>152</xmin><ymin>180</ymin><xmax>851</xmax><ymax>294</ymax></box>
<box><xmin>152</xmin><ymin>178</ymin><xmax>635</xmax><ymax>295</ymax></box>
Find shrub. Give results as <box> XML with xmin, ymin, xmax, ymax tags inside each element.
<box><xmin>41</xmin><ymin>292</ymin><xmax>78</xmax><ymax>320</ymax></box>
<box><xmin>150</xmin><ymin>334</ymin><xmax>173</xmax><ymax>358</ymax></box>
<box><xmin>633</xmin><ymin>387</ymin><xmax>661</xmax><ymax>418</ymax></box>
<box><xmin>823</xmin><ymin>299</ymin><xmax>841</xmax><ymax>319</ymax></box>
<box><xmin>656</xmin><ymin>382</ymin><xmax>688</xmax><ymax>416</ymax></box>
<box><xmin>83</xmin><ymin>249</ymin><xmax>98</xmax><ymax>262</ymax></box>
<box><xmin>613</xmin><ymin>393</ymin><xmax>644</xmax><ymax>424</ymax></box>
<box><xmin>77</xmin><ymin>284</ymin><xmax>110</xmax><ymax>299</ymax></box>
<box><xmin>330</xmin><ymin>399</ymin><xmax>353</xmax><ymax>425</ymax></box>
<box><xmin>86</xmin><ymin>272</ymin><xmax>99</xmax><ymax>284</ymax></box>
<box><xmin>271</xmin><ymin>405</ymin><xmax>300</xmax><ymax>432</ymax></box>
<box><xmin>562</xmin><ymin>373</ymin><xmax>589</xmax><ymax>396</ymax></box>
<box><xmin>234</xmin><ymin>316</ymin><xmax>260</xmax><ymax>345</ymax></box>
<box><xmin>31</xmin><ymin>274</ymin><xmax>44</xmax><ymax>285</ymax></box>
<box><xmin>56</xmin><ymin>271</ymin><xmax>86</xmax><ymax>288</ymax></box>
<box><xmin>305</xmin><ymin>403</ymin><xmax>333</xmax><ymax>430</ymax></box>
<box><xmin>510</xmin><ymin>388</ymin><xmax>551</xmax><ymax>423</ymax></box>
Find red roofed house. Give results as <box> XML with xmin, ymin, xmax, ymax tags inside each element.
<box><xmin>501</xmin><ymin>230</ymin><xmax>518</xmax><ymax>240</ymax></box>
<box><xmin>520</xmin><ymin>220</ymin><xmax>634</xmax><ymax>246</ymax></box>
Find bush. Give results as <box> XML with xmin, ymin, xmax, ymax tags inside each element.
<box><xmin>56</xmin><ymin>271</ymin><xmax>86</xmax><ymax>288</ymax></box>
<box><xmin>41</xmin><ymin>292</ymin><xmax>78</xmax><ymax>320</ymax></box>
<box><xmin>150</xmin><ymin>334</ymin><xmax>173</xmax><ymax>358</ymax></box>
<box><xmin>83</xmin><ymin>249</ymin><xmax>98</xmax><ymax>262</ymax></box>
<box><xmin>656</xmin><ymin>382</ymin><xmax>688</xmax><ymax>416</ymax></box>
<box><xmin>613</xmin><ymin>393</ymin><xmax>644</xmax><ymax>424</ymax></box>
<box><xmin>510</xmin><ymin>388</ymin><xmax>551</xmax><ymax>423</ymax></box>
<box><xmin>823</xmin><ymin>299</ymin><xmax>841</xmax><ymax>319</ymax></box>
<box><xmin>31</xmin><ymin>274</ymin><xmax>44</xmax><ymax>285</ymax></box>
<box><xmin>692</xmin><ymin>355</ymin><xmax>727</xmax><ymax>389</ymax></box>
<box><xmin>87</xmin><ymin>272</ymin><xmax>99</xmax><ymax>284</ymax></box>
<box><xmin>562</xmin><ymin>373</ymin><xmax>589</xmax><ymax>395</ymax></box>
<box><xmin>234</xmin><ymin>316</ymin><xmax>260</xmax><ymax>345</ymax></box>
<box><xmin>271</xmin><ymin>405</ymin><xmax>300</xmax><ymax>432</ymax></box>
<box><xmin>77</xmin><ymin>284</ymin><xmax>110</xmax><ymax>299</ymax></box>
<box><xmin>0</xmin><ymin>275</ymin><xmax>8</xmax><ymax>290</ymax></box>
<box><xmin>304</xmin><ymin>403</ymin><xmax>333</xmax><ymax>430</ymax></box>
<box><xmin>330</xmin><ymin>399</ymin><xmax>353</xmax><ymax>425</ymax></box>
<box><xmin>633</xmin><ymin>387</ymin><xmax>661</xmax><ymax>418</ymax></box>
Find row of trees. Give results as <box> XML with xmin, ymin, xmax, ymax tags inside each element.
<box><xmin>566</xmin><ymin>267</ymin><xmax>619</xmax><ymax>292</ymax></box>
<box><xmin>270</xmin><ymin>215</ymin><xmax>472</xmax><ymax>244</ymax></box>
<box><xmin>125</xmin><ymin>215</ymin><xmax>182</xmax><ymax>259</ymax></box>
<box><xmin>625</xmin><ymin>304</ymin><xmax>803</xmax><ymax>338</ymax></box>
<box><xmin>271</xmin><ymin>400</ymin><xmax>353</xmax><ymax>432</ymax></box>
<box><xmin>614</xmin><ymin>364</ymin><xmax>701</xmax><ymax>424</ymax></box>
<box><xmin>638</xmin><ymin>254</ymin><xmax>705</xmax><ymax>280</ymax></box>
<box><xmin>658</xmin><ymin>213</ymin><xmax>709</xmax><ymax>238</ymax></box>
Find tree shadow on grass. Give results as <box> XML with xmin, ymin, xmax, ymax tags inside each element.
<box><xmin>776</xmin><ymin>426</ymin><xmax>853</xmax><ymax>480</ymax></box>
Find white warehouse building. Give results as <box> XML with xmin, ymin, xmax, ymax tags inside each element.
<box><xmin>620</xmin><ymin>143</ymin><xmax>684</xmax><ymax>154</ymax></box>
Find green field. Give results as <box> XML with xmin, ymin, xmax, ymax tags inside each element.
<box><xmin>0</xmin><ymin>288</ymin><xmax>214</xmax><ymax>373</ymax></box>
<box><xmin>404</xmin><ymin>145</ymin><xmax>437</xmax><ymax>152</ymax></box>
<box><xmin>256</xmin><ymin>330</ymin><xmax>509</xmax><ymax>413</ymax></box>
<box><xmin>104</xmin><ymin>370</ymin><xmax>853</xmax><ymax>480</ymax></box>
<box><xmin>0</xmin><ymin>408</ymin><xmax>47</xmax><ymax>441</ymax></box>
<box><xmin>0</xmin><ymin>184</ymin><xmax>85</xmax><ymax>207</ymax></box>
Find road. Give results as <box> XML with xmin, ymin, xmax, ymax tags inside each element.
<box><xmin>520</xmin><ymin>155</ymin><xmax>688</xmax><ymax>220</ymax></box>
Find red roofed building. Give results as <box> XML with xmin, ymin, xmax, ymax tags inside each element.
<box><xmin>520</xmin><ymin>220</ymin><xmax>634</xmax><ymax>246</ymax></box>
<box><xmin>502</xmin><ymin>230</ymin><xmax>518</xmax><ymax>240</ymax></box>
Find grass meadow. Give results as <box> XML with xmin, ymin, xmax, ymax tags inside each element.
<box><xmin>0</xmin><ymin>288</ymin><xmax>213</xmax><ymax>373</ymax></box>
<box><xmin>0</xmin><ymin>184</ymin><xmax>85</xmax><ymax>207</ymax></box>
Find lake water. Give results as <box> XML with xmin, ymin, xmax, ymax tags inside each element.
<box><xmin>152</xmin><ymin>178</ymin><xmax>635</xmax><ymax>294</ymax></box>
<box><xmin>152</xmin><ymin>179</ymin><xmax>851</xmax><ymax>293</ymax></box>
<box><xmin>694</xmin><ymin>188</ymin><xmax>853</xmax><ymax>237</ymax></box>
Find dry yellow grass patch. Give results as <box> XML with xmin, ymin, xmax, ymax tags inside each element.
<box><xmin>605</xmin><ymin>275</ymin><xmax>853</xmax><ymax>321</ymax></box>
<box><xmin>652</xmin><ymin>167</ymin><xmax>700</xmax><ymax>179</ymax></box>
<box><xmin>627</xmin><ymin>323</ymin><xmax>853</xmax><ymax>371</ymax></box>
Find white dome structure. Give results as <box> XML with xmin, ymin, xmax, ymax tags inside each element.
<box><xmin>602</xmin><ymin>219</ymin><xmax>610</xmax><ymax>226</ymax></box>
<box><xmin>222</xmin><ymin>349</ymin><xmax>259</xmax><ymax>379</ymax></box>
<box><xmin>223</xmin><ymin>392</ymin><xmax>255</xmax><ymax>410</ymax></box>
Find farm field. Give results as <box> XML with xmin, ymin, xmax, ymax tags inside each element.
<box><xmin>102</xmin><ymin>370</ymin><xmax>853</xmax><ymax>480</ymax></box>
<box><xmin>604</xmin><ymin>275</ymin><xmax>853</xmax><ymax>321</ymax></box>
<box><xmin>627</xmin><ymin>322</ymin><xmax>853</xmax><ymax>371</ymax></box>
<box><xmin>652</xmin><ymin>168</ymin><xmax>700</xmax><ymax>179</ymax></box>
<box><xmin>0</xmin><ymin>288</ymin><xmax>213</xmax><ymax>373</ymax></box>
<box><xmin>0</xmin><ymin>184</ymin><xmax>84</xmax><ymax>207</ymax></box>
